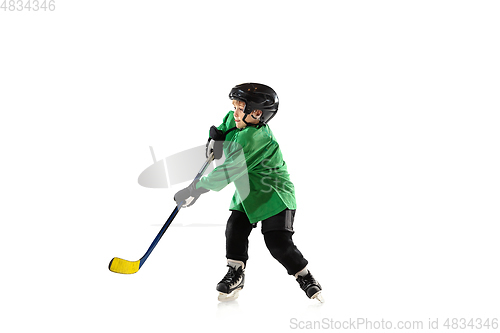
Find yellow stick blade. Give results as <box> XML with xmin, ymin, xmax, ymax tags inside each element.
<box><xmin>109</xmin><ymin>257</ymin><xmax>140</xmax><ymax>274</ymax></box>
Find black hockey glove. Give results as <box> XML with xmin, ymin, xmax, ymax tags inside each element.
<box><xmin>205</xmin><ymin>125</ymin><xmax>225</xmax><ymax>160</ymax></box>
<box><xmin>174</xmin><ymin>179</ymin><xmax>209</xmax><ymax>208</ymax></box>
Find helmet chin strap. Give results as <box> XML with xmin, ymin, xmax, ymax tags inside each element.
<box><xmin>242</xmin><ymin>113</ymin><xmax>259</xmax><ymax>126</ymax></box>
<box><xmin>242</xmin><ymin>113</ymin><xmax>251</xmax><ymax>126</ymax></box>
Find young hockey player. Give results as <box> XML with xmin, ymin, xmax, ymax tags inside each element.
<box><xmin>174</xmin><ymin>83</ymin><xmax>323</xmax><ymax>302</ymax></box>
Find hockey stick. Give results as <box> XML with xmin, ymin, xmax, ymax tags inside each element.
<box><xmin>109</xmin><ymin>152</ymin><xmax>215</xmax><ymax>274</ymax></box>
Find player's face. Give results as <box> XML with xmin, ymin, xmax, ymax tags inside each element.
<box><xmin>233</xmin><ymin>101</ymin><xmax>247</xmax><ymax>129</ymax></box>
<box><xmin>233</xmin><ymin>100</ymin><xmax>261</xmax><ymax>129</ymax></box>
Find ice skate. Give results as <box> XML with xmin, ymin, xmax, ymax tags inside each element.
<box><xmin>296</xmin><ymin>270</ymin><xmax>324</xmax><ymax>303</ymax></box>
<box><xmin>216</xmin><ymin>260</ymin><xmax>245</xmax><ymax>302</ymax></box>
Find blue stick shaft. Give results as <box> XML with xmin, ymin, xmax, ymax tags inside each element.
<box><xmin>138</xmin><ymin>153</ymin><xmax>214</xmax><ymax>269</ymax></box>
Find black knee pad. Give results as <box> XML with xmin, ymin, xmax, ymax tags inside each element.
<box><xmin>263</xmin><ymin>230</ymin><xmax>294</xmax><ymax>255</ymax></box>
<box><xmin>225</xmin><ymin>210</ymin><xmax>254</xmax><ymax>263</ymax></box>
<box><xmin>226</xmin><ymin>210</ymin><xmax>252</xmax><ymax>239</ymax></box>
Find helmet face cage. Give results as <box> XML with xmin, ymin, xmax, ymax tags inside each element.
<box><xmin>229</xmin><ymin>83</ymin><xmax>279</xmax><ymax>124</ymax></box>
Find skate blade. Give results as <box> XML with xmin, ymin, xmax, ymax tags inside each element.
<box><xmin>312</xmin><ymin>291</ymin><xmax>325</xmax><ymax>303</ymax></box>
<box><xmin>218</xmin><ymin>289</ymin><xmax>241</xmax><ymax>302</ymax></box>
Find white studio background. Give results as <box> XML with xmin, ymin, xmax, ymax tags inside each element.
<box><xmin>1</xmin><ymin>1</ymin><xmax>499</xmax><ymax>332</ymax></box>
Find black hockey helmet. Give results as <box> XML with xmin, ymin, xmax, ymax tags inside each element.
<box><xmin>229</xmin><ymin>83</ymin><xmax>279</xmax><ymax>124</ymax></box>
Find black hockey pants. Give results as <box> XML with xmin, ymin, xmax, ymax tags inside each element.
<box><xmin>225</xmin><ymin>209</ymin><xmax>308</xmax><ymax>276</ymax></box>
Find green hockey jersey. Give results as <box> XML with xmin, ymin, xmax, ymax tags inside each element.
<box><xmin>197</xmin><ymin>111</ymin><xmax>296</xmax><ymax>223</ymax></box>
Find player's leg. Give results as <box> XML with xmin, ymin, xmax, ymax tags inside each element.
<box><xmin>217</xmin><ymin>210</ymin><xmax>254</xmax><ymax>301</ymax></box>
<box><xmin>262</xmin><ymin>209</ymin><xmax>323</xmax><ymax>302</ymax></box>
<box><xmin>225</xmin><ymin>210</ymin><xmax>254</xmax><ymax>265</ymax></box>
